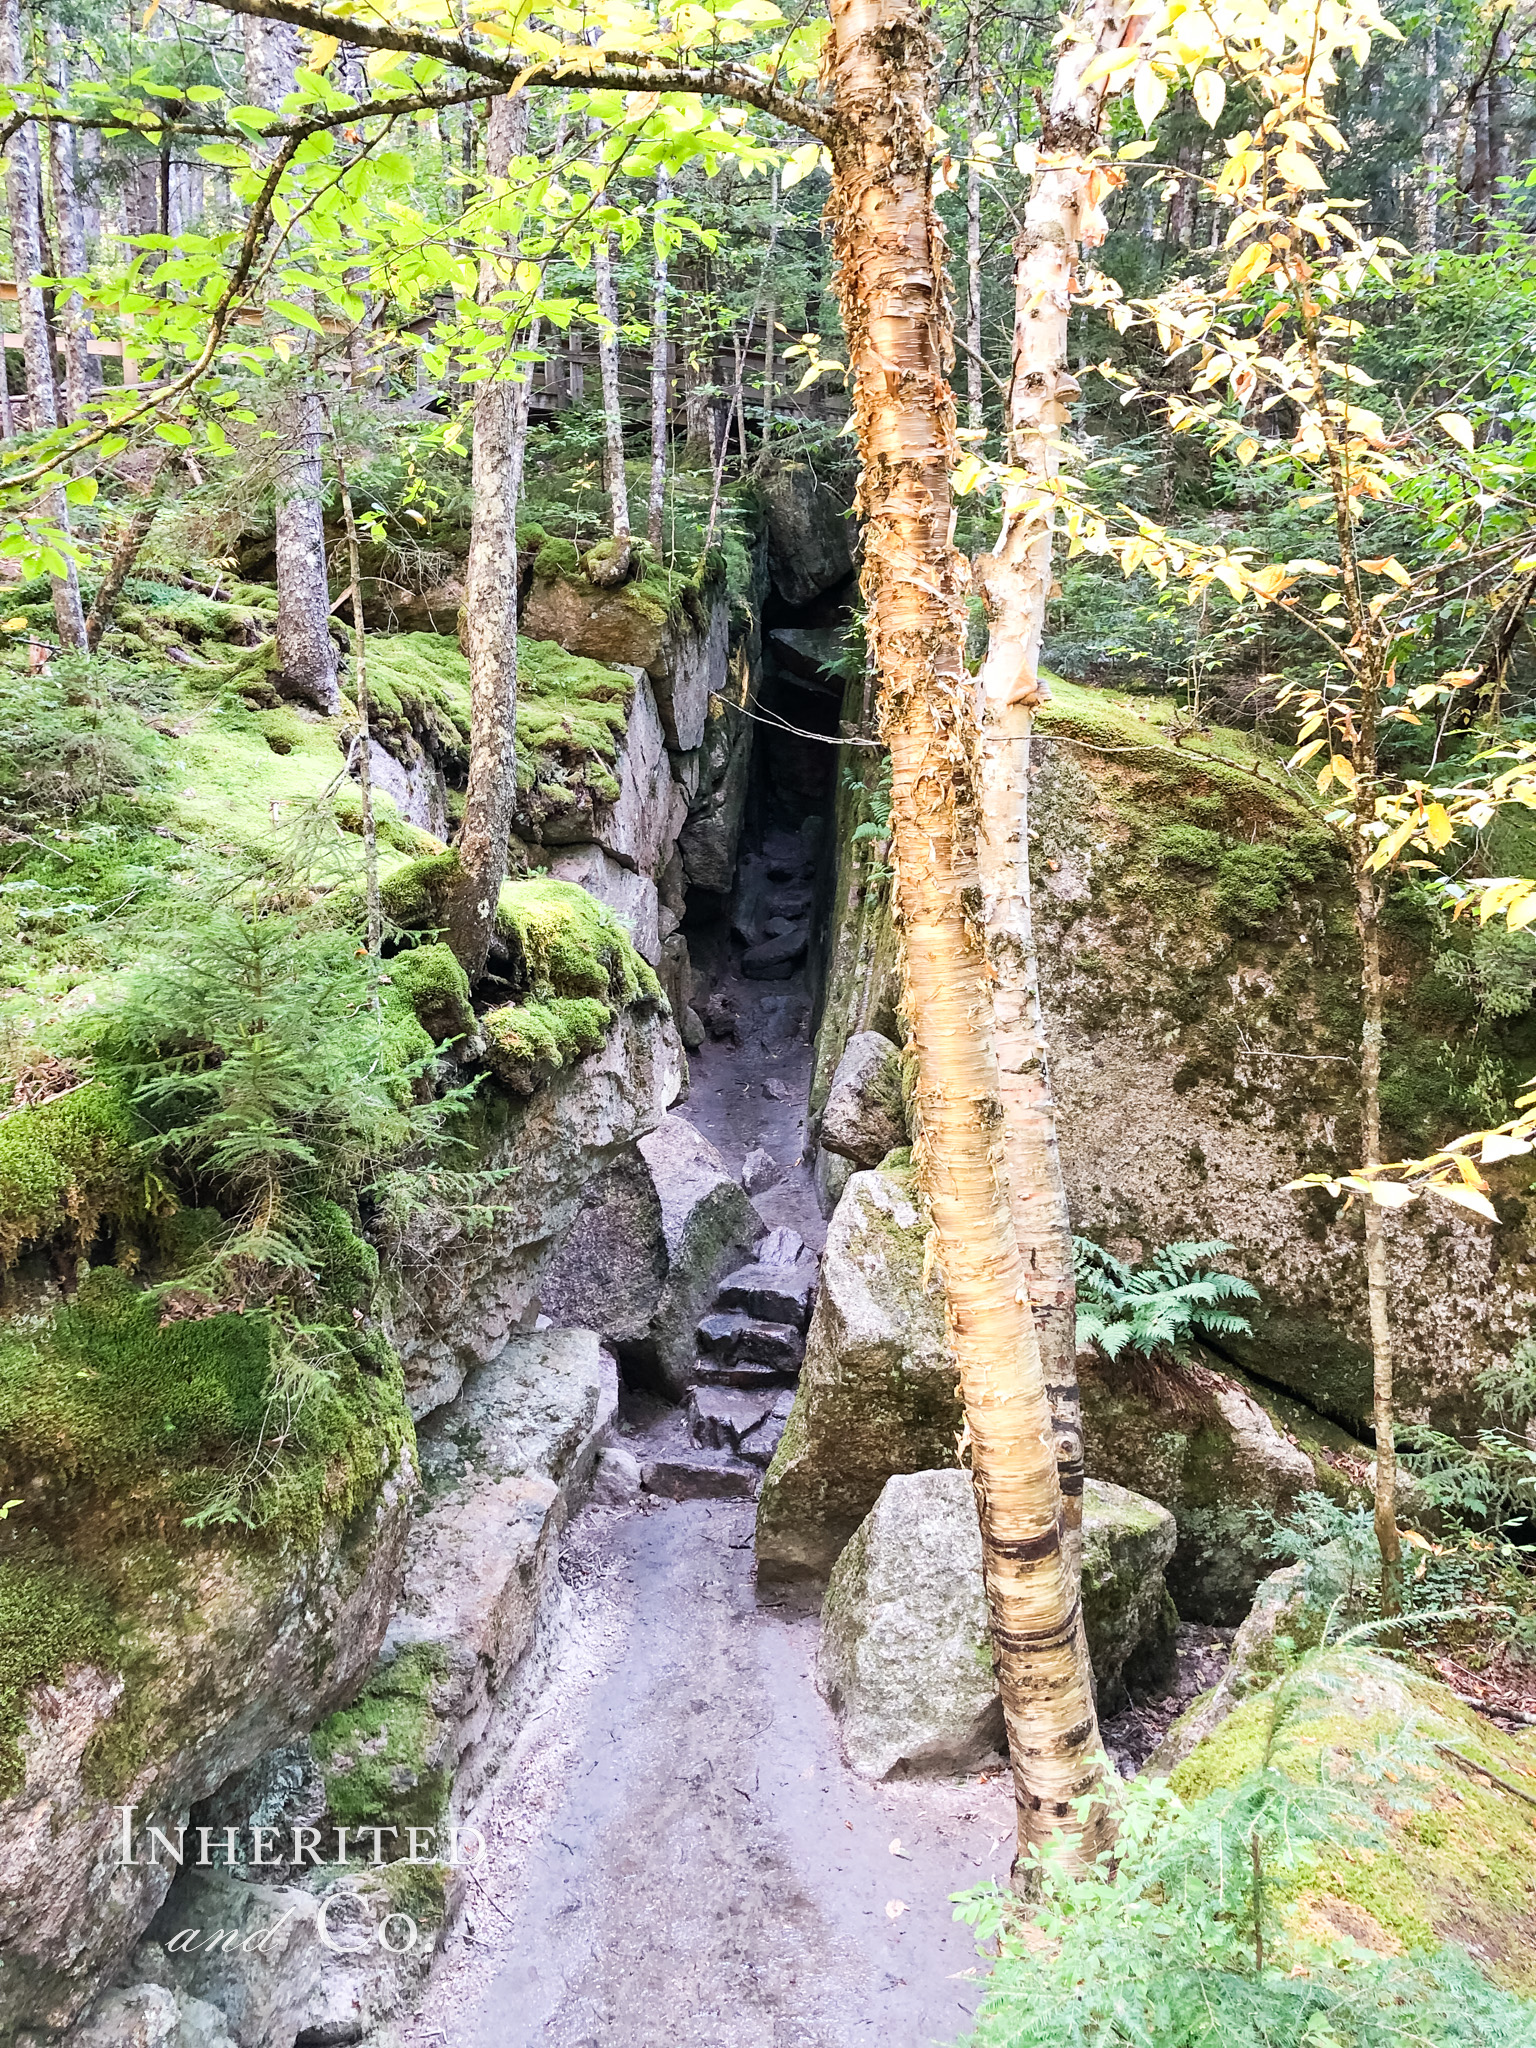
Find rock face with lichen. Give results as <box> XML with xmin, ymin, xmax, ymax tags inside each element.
<box><xmin>1077</xmin><ymin>1347</ymin><xmax>1368</xmax><ymax>1624</ymax></box>
<box><xmin>755</xmin><ymin>1166</ymin><xmax>957</xmax><ymax>1582</ymax></box>
<box><xmin>817</xmin><ymin>1469</ymin><xmax>1178</xmax><ymax>1778</ymax></box>
<box><xmin>385</xmin><ymin>1006</ymin><xmax>684</xmax><ymax>1419</ymax></box>
<box><xmin>808</xmin><ymin>679</ymin><xmax>1536</xmax><ymax>1545</ymax></box>
<box><xmin>819</xmin><ymin>1031</ymin><xmax>907</xmax><ymax>1170</ymax></box>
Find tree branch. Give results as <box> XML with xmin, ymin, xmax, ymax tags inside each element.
<box><xmin>202</xmin><ymin>0</ymin><xmax>842</xmax><ymax>145</ymax></box>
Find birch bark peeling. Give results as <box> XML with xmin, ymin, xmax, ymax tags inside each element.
<box><xmin>826</xmin><ymin>0</ymin><xmax>1105</xmax><ymax>1870</ymax></box>
<box><xmin>974</xmin><ymin>0</ymin><xmax>1140</xmax><ymax>1552</ymax></box>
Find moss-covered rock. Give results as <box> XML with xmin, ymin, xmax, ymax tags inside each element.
<box><xmin>1163</xmin><ymin>1647</ymin><xmax>1536</xmax><ymax>1996</ymax></box>
<box><xmin>0</xmin><ymin>1080</ymin><xmax>145</xmax><ymax>1270</ymax></box>
<box><xmin>756</xmin><ymin>1166</ymin><xmax>958</xmax><ymax>1581</ymax></box>
<box><xmin>311</xmin><ymin>1642</ymin><xmax>451</xmax><ymax>1840</ymax></box>
<box><xmin>384</xmin><ymin>941</ymin><xmax>475</xmax><ymax>1045</ymax></box>
<box><xmin>482</xmin><ymin>996</ymin><xmax>613</xmax><ymax>1094</ymax></box>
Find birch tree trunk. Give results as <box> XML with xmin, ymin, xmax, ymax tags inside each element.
<box><xmin>446</xmin><ymin>92</ymin><xmax>529</xmax><ymax>981</ymax></box>
<box><xmin>45</xmin><ymin>18</ymin><xmax>92</xmax><ymax>424</ymax></box>
<box><xmin>0</xmin><ymin>0</ymin><xmax>86</xmax><ymax>652</ymax></box>
<box><xmin>648</xmin><ymin>167</ymin><xmax>670</xmax><ymax>551</ymax></box>
<box><xmin>964</xmin><ymin>3</ymin><xmax>984</xmax><ymax>434</ymax></box>
<box><xmin>826</xmin><ymin>0</ymin><xmax>1106</xmax><ymax>1872</ymax></box>
<box><xmin>247</xmin><ymin>14</ymin><xmax>339</xmax><ymax>712</ymax></box>
<box><xmin>588</xmin><ymin>178</ymin><xmax>633</xmax><ymax>586</ymax></box>
<box><xmin>973</xmin><ymin>0</ymin><xmax>1137</xmax><ymax>1570</ymax></box>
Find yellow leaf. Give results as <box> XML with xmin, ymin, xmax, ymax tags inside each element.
<box><xmin>1</xmin><ymin>618</ymin><xmax>27</xmax><ymax>633</ymax></box>
<box><xmin>1226</xmin><ymin>241</ymin><xmax>1271</xmax><ymax>292</ymax></box>
<box><xmin>1080</xmin><ymin>44</ymin><xmax>1142</xmax><ymax>89</ymax></box>
<box><xmin>1424</xmin><ymin>802</ymin><xmax>1454</xmax><ymax>850</ymax></box>
<box><xmin>1482</xmin><ymin>1132</ymin><xmax>1533</xmax><ymax>1165</ymax></box>
<box><xmin>1436</xmin><ymin>411</ymin><xmax>1475</xmax><ymax>453</ymax></box>
<box><xmin>1133</xmin><ymin>64</ymin><xmax>1168</xmax><ymax>131</ymax></box>
<box><xmin>1274</xmin><ymin>147</ymin><xmax>1327</xmax><ymax>190</ymax></box>
<box><xmin>1235</xmin><ymin>437</ymin><xmax>1260</xmax><ymax>464</ymax></box>
<box><xmin>1330</xmin><ymin>753</ymin><xmax>1356</xmax><ymax>790</ymax></box>
<box><xmin>1193</xmin><ymin>70</ymin><xmax>1225</xmax><ymax>127</ymax></box>
<box><xmin>309</xmin><ymin>32</ymin><xmax>339</xmax><ymax>69</ymax></box>
<box><xmin>1508</xmin><ymin>891</ymin><xmax>1536</xmax><ymax>932</ymax></box>
<box><xmin>1430</xmin><ymin>1183</ymin><xmax>1500</xmax><ymax>1224</ymax></box>
<box><xmin>1366</xmin><ymin>1181</ymin><xmax>1418</xmax><ymax>1210</ymax></box>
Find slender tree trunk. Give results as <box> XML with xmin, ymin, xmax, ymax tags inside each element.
<box><xmin>762</xmin><ymin>294</ymin><xmax>775</xmax><ymax>453</ymax></box>
<box><xmin>1303</xmin><ymin>311</ymin><xmax>1402</xmax><ymax>1619</ymax></box>
<box><xmin>1348</xmin><ymin>644</ymin><xmax>1400</xmax><ymax>1615</ymax></box>
<box><xmin>588</xmin><ymin>183</ymin><xmax>633</xmax><ymax>586</ymax></box>
<box><xmin>648</xmin><ymin>167</ymin><xmax>670</xmax><ymax>551</ymax></box>
<box><xmin>965</xmin><ymin>0</ymin><xmax>984</xmax><ymax>434</ymax></box>
<box><xmin>45</xmin><ymin>19</ymin><xmax>91</xmax><ymax>426</ymax></box>
<box><xmin>246</xmin><ymin>14</ymin><xmax>338</xmax><ymax>712</ymax></box>
<box><xmin>273</xmin><ymin>391</ymin><xmax>339</xmax><ymax>710</ymax></box>
<box><xmin>332</xmin><ymin>429</ymin><xmax>382</xmax><ymax>960</ymax></box>
<box><xmin>85</xmin><ymin>450</ymin><xmax>172</xmax><ymax>651</ymax></box>
<box><xmin>0</xmin><ymin>0</ymin><xmax>86</xmax><ymax>652</ymax></box>
<box><xmin>1490</xmin><ymin>25</ymin><xmax>1512</xmax><ymax>206</ymax></box>
<box><xmin>446</xmin><ymin>92</ymin><xmax>529</xmax><ymax>981</ymax></box>
<box><xmin>1417</xmin><ymin>23</ymin><xmax>1440</xmax><ymax>255</ymax></box>
<box><xmin>826</xmin><ymin>0</ymin><xmax>1105</xmax><ymax>1873</ymax></box>
<box><xmin>974</xmin><ymin>0</ymin><xmax>1136</xmax><ymax>1574</ymax></box>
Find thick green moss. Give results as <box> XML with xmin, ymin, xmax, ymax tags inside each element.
<box><xmin>0</xmin><ymin>1540</ymin><xmax>117</xmax><ymax>1796</ymax></box>
<box><xmin>311</xmin><ymin>1644</ymin><xmax>451</xmax><ymax>1843</ymax></box>
<box><xmin>532</xmin><ymin>536</ymin><xmax>582</xmax><ymax>581</ymax></box>
<box><xmin>0</xmin><ymin>1080</ymin><xmax>146</xmax><ymax>1267</ymax></box>
<box><xmin>497</xmin><ymin>875</ymin><xmax>662</xmax><ymax>1007</ymax></box>
<box><xmin>482</xmin><ymin>996</ymin><xmax>612</xmax><ymax>1091</ymax></box>
<box><xmin>0</xmin><ymin>1265</ymin><xmax>410</xmax><ymax>1543</ymax></box>
<box><xmin>384</xmin><ymin>942</ymin><xmax>474</xmax><ymax>1044</ymax></box>
<box><xmin>1169</xmin><ymin>1652</ymin><xmax>1536</xmax><ymax>1995</ymax></box>
<box><xmin>333</xmin><ymin>784</ymin><xmax>438</xmax><ymax>856</ymax></box>
<box><xmin>375</xmin><ymin>853</ymin><xmax>461</xmax><ymax>934</ymax></box>
<box><xmin>359</xmin><ymin>634</ymin><xmax>472</xmax><ymax>763</ymax></box>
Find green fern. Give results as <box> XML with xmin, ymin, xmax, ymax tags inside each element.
<box><xmin>1073</xmin><ymin>1235</ymin><xmax>1260</xmax><ymax>1365</ymax></box>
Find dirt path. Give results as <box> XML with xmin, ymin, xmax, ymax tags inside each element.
<box><xmin>413</xmin><ymin>850</ymin><xmax>1016</xmax><ymax>2047</ymax></box>
<box><xmin>418</xmin><ymin>1492</ymin><xmax>1012</xmax><ymax>2048</ymax></box>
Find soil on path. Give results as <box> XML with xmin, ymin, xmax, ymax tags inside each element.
<box><xmin>413</xmin><ymin>853</ymin><xmax>1015</xmax><ymax>2047</ymax></box>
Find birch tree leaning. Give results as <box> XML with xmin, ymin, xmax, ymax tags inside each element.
<box><xmin>972</xmin><ymin>0</ymin><xmax>1142</xmax><ymax>1566</ymax></box>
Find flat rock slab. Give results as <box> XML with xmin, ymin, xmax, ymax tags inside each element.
<box><xmin>641</xmin><ymin>1453</ymin><xmax>760</xmax><ymax>1501</ymax></box>
<box><xmin>715</xmin><ymin>1262</ymin><xmax>817</xmax><ymax>1330</ymax></box>
<box><xmin>693</xmin><ymin>1357</ymin><xmax>796</xmax><ymax>1391</ymax></box>
<box><xmin>696</xmin><ymin>1310</ymin><xmax>805</xmax><ymax>1371</ymax></box>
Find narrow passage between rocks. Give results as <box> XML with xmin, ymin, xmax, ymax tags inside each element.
<box><xmin>416</xmin><ymin>830</ymin><xmax>1017</xmax><ymax>2048</ymax></box>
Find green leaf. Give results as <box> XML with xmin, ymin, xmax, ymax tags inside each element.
<box><xmin>268</xmin><ymin>299</ymin><xmax>327</xmax><ymax>336</ymax></box>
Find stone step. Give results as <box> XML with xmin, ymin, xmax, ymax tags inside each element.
<box><xmin>714</xmin><ymin>1262</ymin><xmax>817</xmax><ymax>1330</ymax></box>
<box><xmin>696</xmin><ymin>1310</ymin><xmax>804</xmax><ymax>1372</ymax></box>
<box><xmin>688</xmin><ymin>1385</ymin><xmax>795</xmax><ymax>1467</ymax></box>
<box><xmin>693</xmin><ymin>1357</ymin><xmax>795</xmax><ymax>1392</ymax></box>
<box><xmin>640</xmin><ymin>1451</ymin><xmax>760</xmax><ymax>1501</ymax></box>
